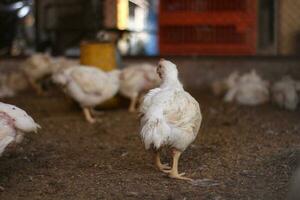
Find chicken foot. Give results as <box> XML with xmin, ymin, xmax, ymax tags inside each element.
<box><xmin>28</xmin><ymin>78</ymin><xmax>44</xmax><ymax>95</ymax></box>
<box><xmin>129</xmin><ymin>95</ymin><xmax>138</xmax><ymax>112</ymax></box>
<box><xmin>83</xmin><ymin>107</ymin><xmax>96</xmax><ymax>123</ymax></box>
<box><xmin>162</xmin><ymin>149</ymin><xmax>193</xmax><ymax>181</ymax></box>
<box><xmin>90</xmin><ymin>108</ymin><xmax>104</xmax><ymax>116</ymax></box>
<box><xmin>154</xmin><ymin>151</ymin><xmax>171</xmax><ymax>171</ymax></box>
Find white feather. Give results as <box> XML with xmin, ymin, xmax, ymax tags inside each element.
<box><xmin>140</xmin><ymin>60</ymin><xmax>202</xmax><ymax>151</ymax></box>
<box><xmin>0</xmin><ymin>102</ymin><xmax>40</xmax><ymax>156</ymax></box>
<box><xmin>52</xmin><ymin>66</ymin><xmax>120</xmax><ymax>107</ymax></box>
<box><xmin>271</xmin><ymin>76</ymin><xmax>299</xmax><ymax>110</ymax></box>
<box><xmin>120</xmin><ymin>63</ymin><xmax>160</xmax><ymax>99</ymax></box>
<box><xmin>211</xmin><ymin>71</ymin><xmax>239</xmax><ymax>96</ymax></box>
<box><xmin>22</xmin><ymin>53</ymin><xmax>52</xmax><ymax>80</ymax></box>
<box><xmin>0</xmin><ymin>102</ymin><xmax>40</xmax><ymax>132</ymax></box>
<box><xmin>224</xmin><ymin>70</ymin><xmax>269</xmax><ymax>105</ymax></box>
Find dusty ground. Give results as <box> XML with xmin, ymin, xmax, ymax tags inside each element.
<box><xmin>0</xmin><ymin>88</ymin><xmax>299</xmax><ymax>200</ymax></box>
<box><xmin>0</xmin><ymin>57</ymin><xmax>300</xmax><ymax>199</ymax></box>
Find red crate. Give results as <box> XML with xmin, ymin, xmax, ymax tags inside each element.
<box><xmin>159</xmin><ymin>0</ymin><xmax>257</xmax><ymax>55</ymax></box>
<box><xmin>160</xmin><ymin>0</ymin><xmax>249</xmax><ymax>12</ymax></box>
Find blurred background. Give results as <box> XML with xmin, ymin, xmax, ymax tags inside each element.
<box><xmin>1</xmin><ymin>0</ymin><xmax>298</xmax><ymax>57</ymax></box>
<box><xmin>0</xmin><ymin>1</ymin><xmax>300</xmax><ymax>200</ymax></box>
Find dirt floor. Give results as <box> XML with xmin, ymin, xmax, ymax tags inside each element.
<box><xmin>0</xmin><ymin>87</ymin><xmax>299</xmax><ymax>200</ymax></box>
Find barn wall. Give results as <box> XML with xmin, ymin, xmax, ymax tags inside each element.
<box><xmin>278</xmin><ymin>0</ymin><xmax>300</xmax><ymax>55</ymax></box>
<box><xmin>123</xmin><ymin>57</ymin><xmax>300</xmax><ymax>90</ymax></box>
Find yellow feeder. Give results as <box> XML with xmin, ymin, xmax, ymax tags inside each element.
<box><xmin>80</xmin><ymin>41</ymin><xmax>120</xmax><ymax>109</ymax></box>
<box><xmin>80</xmin><ymin>41</ymin><xmax>117</xmax><ymax>71</ymax></box>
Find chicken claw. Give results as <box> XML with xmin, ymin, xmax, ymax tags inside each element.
<box><xmin>129</xmin><ymin>95</ymin><xmax>138</xmax><ymax>112</ymax></box>
<box><xmin>90</xmin><ymin>108</ymin><xmax>104</xmax><ymax>116</ymax></box>
<box><xmin>161</xmin><ymin>169</ymin><xmax>172</xmax><ymax>173</ymax></box>
<box><xmin>157</xmin><ymin>163</ymin><xmax>171</xmax><ymax>171</ymax></box>
<box><xmin>83</xmin><ymin>108</ymin><xmax>96</xmax><ymax>124</ymax></box>
<box><xmin>169</xmin><ymin>172</ymin><xmax>193</xmax><ymax>181</ymax></box>
<box><xmin>166</xmin><ymin>149</ymin><xmax>193</xmax><ymax>181</ymax></box>
<box><xmin>154</xmin><ymin>152</ymin><xmax>171</xmax><ymax>171</ymax></box>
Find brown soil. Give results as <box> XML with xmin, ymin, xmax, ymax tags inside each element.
<box><xmin>0</xmin><ymin>88</ymin><xmax>299</xmax><ymax>200</ymax></box>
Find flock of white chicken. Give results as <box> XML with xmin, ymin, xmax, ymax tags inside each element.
<box><xmin>0</xmin><ymin>53</ymin><xmax>299</xmax><ymax>182</ymax></box>
<box><xmin>212</xmin><ymin>70</ymin><xmax>300</xmax><ymax>111</ymax></box>
<box><xmin>1</xmin><ymin>55</ymin><xmax>203</xmax><ymax>181</ymax></box>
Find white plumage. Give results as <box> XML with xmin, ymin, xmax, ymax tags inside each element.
<box><xmin>22</xmin><ymin>53</ymin><xmax>78</xmax><ymax>94</ymax></box>
<box><xmin>52</xmin><ymin>66</ymin><xmax>121</xmax><ymax>123</ymax></box>
<box><xmin>0</xmin><ymin>75</ymin><xmax>15</xmax><ymax>98</ymax></box>
<box><xmin>0</xmin><ymin>72</ymin><xmax>29</xmax><ymax>98</ymax></box>
<box><xmin>0</xmin><ymin>102</ymin><xmax>40</xmax><ymax>156</ymax></box>
<box><xmin>140</xmin><ymin>59</ymin><xmax>202</xmax><ymax>181</ymax></box>
<box><xmin>271</xmin><ymin>76</ymin><xmax>300</xmax><ymax>110</ymax></box>
<box><xmin>211</xmin><ymin>71</ymin><xmax>239</xmax><ymax>96</ymax></box>
<box><xmin>224</xmin><ymin>70</ymin><xmax>270</xmax><ymax>106</ymax></box>
<box><xmin>48</xmin><ymin>57</ymin><xmax>79</xmax><ymax>74</ymax></box>
<box><xmin>22</xmin><ymin>53</ymin><xmax>52</xmax><ymax>82</ymax></box>
<box><xmin>120</xmin><ymin>63</ymin><xmax>160</xmax><ymax>112</ymax></box>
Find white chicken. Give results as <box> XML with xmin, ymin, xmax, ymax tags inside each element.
<box><xmin>0</xmin><ymin>75</ymin><xmax>15</xmax><ymax>98</ymax></box>
<box><xmin>120</xmin><ymin>63</ymin><xmax>161</xmax><ymax>112</ymax></box>
<box><xmin>22</xmin><ymin>53</ymin><xmax>53</xmax><ymax>94</ymax></box>
<box><xmin>48</xmin><ymin>57</ymin><xmax>79</xmax><ymax>74</ymax></box>
<box><xmin>140</xmin><ymin>59</ymin><xmax>202</xmax><ymax>181</ymax></box>
<box><xmin>52</xmin><ymin>66</ymin><xmax>121</xmax><ymax>123</ymax></box>
<box><xmin>22</xmin><ymin>54</ymin><xmax>78</xmax><ymax>94</ymax></box>
<box><xmin>271</xmin><ymin>76</ymin><xmax>300</xmax><ymax>110</ymax></box>
<box><xmin>211</xmin><ymin>71</ymin><xmax>239</xmax><ymax>96</ymax></box>
<box><xmin>0</xmin><ymin>102</ymin><xmax>40</xmax><ymax>156</ymax></box>
<box><xmin>0</xmin><ymin>71</ymin><xmax>31</xmax><ymax>99</ymax></box>
<box><xmin>224</xmin><ymin>70</ymin><xmax>270</xmax><ymax>106</ymax></box>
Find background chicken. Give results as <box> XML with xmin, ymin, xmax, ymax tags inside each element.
<box><xmin>1</xmin><ymin>71</ymin><xmax>30</xmax><ymax>97</ymax></box>
<box><xmin>52</xmin><ymin>66</ymin><xmax>120</xmax><ymax>123</ymax></box>
<box><xmin>224</xmin><ymin>70</ymin><xmax>270</xmax><ymax>105</ymax></box>
<box><xmin>48</xmin><ymin>57</ymin><xmax>79</xmax><ymax>75</ymax></box>
<box><xmin>140</xmin><ymin>59</ymin><xmax>202</xmax><ymax>181</ymax></box>
<box><xmin>22</xmin><ymin>53</ymin><xmax>53</xmax><ymax>94</ymax></box>
<box><xmin>22</xmin><ymin>54</ymin><xmax>78</xmax><ymax>94</ymax></box>
<box><xmin>211</xmin><ymin>71</ymin><xmax>239</xmax><ymax>96</ymax></box>
<box><xmin>0</xmin><ymin>75</ymin><xmax>15</xmax><ymax>98</ymax></box>
<box><xmin>0</xmin><ymin>102</ymin><xmax>40</xmax><ymax>156</ymax></box>
<box><xmin>120</xmin><ymin>63</ymin><xmax>160</xmax><ymax>112</ymax></box>
<box><xmin>271</xmin><ymin>76</ymin><xmax>300</xmax><ymax>110</ymax></box>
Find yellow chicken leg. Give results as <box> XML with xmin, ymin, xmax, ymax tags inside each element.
<box><xmin>129</xmin><ymin>95</ymin><xmax>138</xmax><ymax>112</ymax></box>
<box><xmin>28</xmin><ymin>78</ymin><xmax>44</xmax><ymax>95</ymax></box>
<box><xmin>90</xmin><ymin>108</ymin><xmax>104</xmax><ymax>116</ymax></box>
<box><xmin>163</xmin><ymin>149</ymin><xmax>193</xmax><ymax>181</ymax></box>
<box><xmin>83</xmin><ymin>107</ymin><xmax>96</xmax><ymax>123</ymax></box>
<box><xmin>154</xmin><ymin>151</ymin><xmax>171</xmax><ymax>172</ymax></box>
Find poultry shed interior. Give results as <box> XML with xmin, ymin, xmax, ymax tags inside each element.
<box><xmin>0</xmin><ymin>0</ymin><xmax>300</xmax><ymax>200</ymax></box>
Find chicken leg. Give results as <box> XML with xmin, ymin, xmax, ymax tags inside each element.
<box><xmin>90</xmin><ymin>108</ymin><xmax>104</xmax><ymax>116</ymax></box>
<box><xmin>83</xmin><ymin>107</ymin><xmax>96</xmax><ymax>123</ymax></box>
<box><xmin>154</xmin><ymin>151</ymin><xmax>171</xmax><ymax>171</ymax></box>
<box><xmin>28</xmin><ymin>78</ymin><xmax>44</xmax><ymax>95</ymax></box>
<box><xmin>163</xmin><ymin>149</ymin><xmax>193</xmax><ymax>181</ymax></box>
<box><xmin>129</xmin><ymin>95</ymin><xmax>138</xmax><ymax>112</ymax></box>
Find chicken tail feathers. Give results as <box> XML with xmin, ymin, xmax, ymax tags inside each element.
<box><xmin>140</xmin><ymin>117</ymin><xmax>170</xmax><ymax>150</ymax></box>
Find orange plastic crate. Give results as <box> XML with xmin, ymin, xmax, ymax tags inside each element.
<box><xmin>161</xmin><ymin>0</ymin><xmax>249</xmax><ymax>12</ymax></box>
<box><xmin>159</xmin><ymin>0</ymin><xmax>257</xmax><ymax>55</ymax></box>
